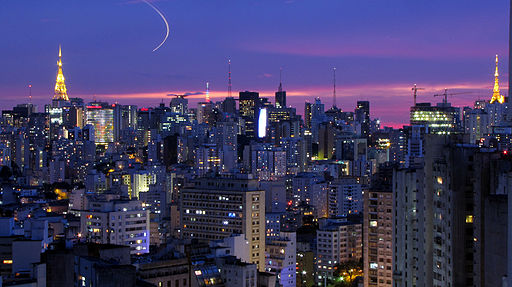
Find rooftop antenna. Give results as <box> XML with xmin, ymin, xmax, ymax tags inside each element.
<box><xmin>206</xmin><ymin>81</ymin><xmax>210</xmax><ymax>103</ymax></box>
<box><xmin>278</xmin><ymin>67</ymin><xmax>283</xmax><ymax>92</ymax></box>
<box><xmin>28</xmin><ymin>83</ymin><xmax>32</xmax><ymax>104</ymax></box>
<box><xmin>333</xmin><ymin>67</ymin><xmax>337</xmax><ymax>108</ymax></box>
<box><xmin>228</xmin><ymin>59</ymin><xmax>232</xmax><ymax>98</ymax></box>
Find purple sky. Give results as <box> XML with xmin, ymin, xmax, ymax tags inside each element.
<box><xmin>0</xmin><ymin>0</ymin><xmax>510</xmax><ymax>126</ymax></box>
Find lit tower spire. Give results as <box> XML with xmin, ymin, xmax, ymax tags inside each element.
<box><xmin>53</xmin><ymin>45</ymin><xmax>69</xmax><ymax>101</ymax></box>
<box><xmin>206</xmin><ymin>81</ymin><xmax>210</xmax><ymax>103</ymax></box>
<box><xmin>490</xmin><ymin>54</ymin><xmax>505</xmax><ymax>104</ymax></box>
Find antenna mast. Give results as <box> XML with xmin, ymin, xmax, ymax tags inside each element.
<box><xmin>28</xmin><ymin>83</ymin><xmax>32</xmax><ymax>104</ymax></box>
<box><xmin>333</xmin><ymin>67</ymin><xmax>337</xmax><ymax>108</ymax></box>
<box><xmin>228</xmin><ymin>59</ymin><xmax>232</xmax><ymax>98</ymax></box>
<box><xmin>278</xmin><ymin>67</ymin><xmax>283</xmax><ymax>92</ymax></box>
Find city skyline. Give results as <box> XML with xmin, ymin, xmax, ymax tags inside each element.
<box><xmin>1</xmin><ymin>0</ymin><xmax>510</xmax><ymax>126</ymax></box>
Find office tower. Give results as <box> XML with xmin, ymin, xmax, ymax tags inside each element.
<box><xmin>316</xmin><ymin>217</ymin><xmax>362</xmax><ymax>283</ymax></box>
<box><xmin>196</xmin><ymin>143</ymin><xmax>221</xmax><ymax>176</ymax></box>
<box><xmin>328</xmin><ymin>177</ymin><xmax>363</xmax><ymax>217</ymax></box>
<box><xmin>197</xmin><ymin>101</ymin><xmax>213</xmax><ymax>125</ymax></box>
<box><xmin>355</xmin><ymin>101</ymin><xmax>370</xmax><ymax>138</ymax></box>
<box><xmin>170</xmin><ymin>95</ymin><xmax>188</xmax><ymax>115</ymax></box>
<box><xmin>464</xmin><ymin>106</ymin><xmax>489</xmax><ymax>144</ymax></box>
<box><xmin>310</xmin><ymin>98</ymin><xmax>326</xmax><ymax>142</ymax></box>
<box><xmin>250</xmin><ymin>144</ymin><xmax>287</xmax><ymax>181</ymax></box>
<box><xmin>221</xmin><ymin>97</ymin><xmax>237</xmax><ymax>115</ymax></box>
<box><xmin>80</xmin><ymin>198</ymin><xmax>150</xmax><ymax>254</ymax></box>
<box><xmin>304</xmin><ymin>102</ymin><xmax>312</xmax><ymax>129</ymax></box>
<box><xmin>86</xmin><ymin>102</ymin><xmax>114</xmax><ymax>145</ymax></box>
<box><xmin>364</xmin><ymin>165</ymin><xmax>394</xmax><ymax>287</ymax></box>
<box><xmin>180</xmin><ymin>176</ymin><xmax>266</xmax><ymax>271</ymax></box>
<box><xmin>216</xmin><ymin>118</ymin><xmax>238</xmax><ymax>172</ymax></box>
<box><xmin>291</xmin><ymin>172</ymin><xmax>323</xmax><ymax>207</ymax></box>
<box><xmin>239</xmin><ymin>91</ymin><xmax>260</xmax><ymax>138</ymax></box>
<box><xmin>311</xmin><ymin>98</ymin><xmax>325</xmax><ymax>121</ymax></box>
<box><xmin>410</xmin><ymin>102</ymin><xmax>462</xmax><ymax>134</ymax></box>
<box><xmin>275</xmin><ymin>78</ymin><xmax>286</xmax><ymax>108</ymax></box>
<box><xmin>113</xmin><ymin>104</ymin><xmax>137</xmax><ymax>141</ymax></box>
<box><xmin>317</xmin><ymin>122</ymin><xmax>335</xmax><ymax>160</ymax></box>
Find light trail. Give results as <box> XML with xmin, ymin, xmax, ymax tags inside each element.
<box><xmin>142</xmin><ymin>0</ymin><xmax>170</xmax><ymax>52</ymax></box>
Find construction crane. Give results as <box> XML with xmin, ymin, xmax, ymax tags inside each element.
<box><xmin>433</xmin><ymin>88</ymin><xmax>468</xmax><ymax>104</ymax></box>
<box><xmin>412</xmin><ymin>84</ymin><xmax>425</xmax><ymax>106</ymax></box>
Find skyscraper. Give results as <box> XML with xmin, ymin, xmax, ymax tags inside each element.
<box><xmin>364</xmin><ymin>165</ymin><xmax>394</xmax><ymax>287</ymax></box>
<box><xmin>275</xmin><ymin>80</ymin><xmax>286</xmax><ymax>109</ymax></box>
<box><xmin>356</xmin><ymin>101</ymin><xmax>370</xmax><ymax>139</ymax></box>
<box><xmin>239</xmin><ymin>91</ymin><xmax>260</xmax><ymax>138</ymax></box>
<box><xmin>86</xmin><ymin>102</ymin><xmax>114</xmax><ymax>145</ymax></box>
<box><xmin>180</xmin><ymin>176</ymin><xmax>266</xmax><ymax>271</ymax></box>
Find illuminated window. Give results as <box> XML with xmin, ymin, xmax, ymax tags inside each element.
<box><xmin>465</xmin><ymin>215</ymin><xmax>473</xmax><ymax>223</ymax></box>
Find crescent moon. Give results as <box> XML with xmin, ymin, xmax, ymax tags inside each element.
<box><xmin>142</xmin><ymin>0</ymin><xmax>170</xmax><ymax>52</ymax></box>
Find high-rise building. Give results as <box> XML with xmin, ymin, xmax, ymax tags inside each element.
<box><xmin>275</xmin><ymin>80</ymin><xmax>286</xmax><ymax>109</ymax></box>
<box><xmin>464</xmin><ymin>106</ymin><xmax>489</xmax><ymax>144</ymax></box>
<box><xmin>221</xmin><ymin>97</ymin><xmax>237</xmax><ymax>115</ymax></box>
<box><xmin>86</xmin><ymin>102</ymin><xmax>114</xmax><ymax>145</ymax></box>
<box><xmin>316</xmin><ymin>217</ymin><xmax>362</xmax><ymax>283</ymax></box>
<box><xmin>180</xmin><ymin>176</ymin><xmax>266</xmax><ymax>271</ymax></box>
<box><xmin>410</xmin><ymin>102</ymin><xmax>462</xmax><ymax>134</ymax></box>
<box><xmin>265</xmin><ymin>231</ymin><xmax>296</xmax><ymax>287</ymax></box>
<box><xmin>170</xmin><ymin>95</ymin><xmax>188</xmax><ymax>115</ymax></box>
<box><xmin>239</xmin><ymin>91</ymin><xmax>260</xmax><ymax>138</ymax></box>
<box><xmin>304</xmin><ymin>102</ymin><xmax>312</xmax><ymax>129</ymax></box>
<box><xmin>328</xmin><ymin>177</ymin><xmax>363</xmax><ymax>218</ymax></box>
<box><xmin>364</xmin><ymin>165</ymin><xmax>394</xmax><ymax>287</ymax></box>
<box><xmin>196</xmin><ymin>143</ymin><xmax>221</xmax><ymax>176</ymax></box>
<box><xmin>356</xmin><ymin>101</ymin><xmax>370</xmax><ymax>138</ymax></box>
<box><xmin>394</xmin><ymin>135</ymin><xmax>510</xmax><ymax>287</ymax></box>
<box><xmin>80</xmin><ymin>198</ymin><xmax>150</xmax><ymax>254</ymax></box>
<box><xmin>250</xmin><ymin>144</ymin><xmax>287</xmax><ymax>181</ymax></box>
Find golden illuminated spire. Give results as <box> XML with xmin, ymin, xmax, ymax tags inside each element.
<box><xmin>53</xmin><ymin>45</ymin><xmax>69</xmax><ymax>101</ymax></box>
<box><xmin>490</xmin><ymin>54</ymin><xmax>505</xmax><ymax>104</ymax></box>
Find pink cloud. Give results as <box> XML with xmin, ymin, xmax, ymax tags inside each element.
<box><xmin>70</xmin><ymin>81</ymin><xmax>498</xmax><ymax>127</ymax></box>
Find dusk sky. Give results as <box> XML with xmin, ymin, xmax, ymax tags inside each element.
<box><xmin>0</xmin><ymin>0</ymin><xmax>510</xmax><ymax>126</ymax></box>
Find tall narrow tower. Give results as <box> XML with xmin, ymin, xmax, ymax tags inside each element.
<box><xmin>206</xmin><ymin>81</ymin><xmax>210</xmax><ymax>103</ymax></box>
<box><xmin>53</xmin><ymin>46</ymin><xmax>69</xmax><ymax>101</ymax></box>
<box><xmin>491</xmin><ymin>55</ymin><xmax>505</xmax><ymax>104</ymax></box>
<box><xmin>275</xmin><ymin>67</ymin><xmax>286</xmax><ymax>108</ymax></box>
<box><xmin>333</xmin><ymin>67</ymin><xmax>337</xmax><ymax>108</ymax></box>
<box><xmin>228</xmin><ymin>59</ymin><xmax>232</xmax><ymax>98</ymax></box>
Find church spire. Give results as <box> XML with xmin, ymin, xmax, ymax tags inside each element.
<box><xmin>490</xmin><ymin>54</ymin><xmax>505</xmax><ymax>104</ymax></box>
<box><xmin>53</xmin><ymin>45</ymin><xmax>69</xmax><ymax>101</ymax></box>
